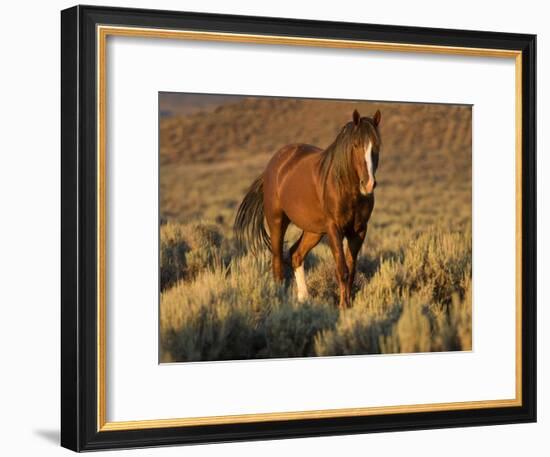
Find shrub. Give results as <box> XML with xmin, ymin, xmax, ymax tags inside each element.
<box><xmin>160</xmin><ymin>221</ymin><xmax>223</xmax><ymax>290</ymax></box>
<box><xmin>315</xmin><ymin>226</ymin><xmax>472</xmax><ymax>356</ymax></box>
<box><xmin>160</xmin><ymin>224</ymin><xmax>472</xmax><ymax>361</ymax></box>
<box><xmin>260</xmin><ymin>301</ymin><xmax>338</xmax><ymax>358</ymax></box>
<box><xmin>315</xmin><ymin>303</ymin><xmax>401</xmax><ymax>356</ymax></box>
<box><xmin>160</xmin><ymin>253</ymin><xmax>338</xmax><ymax>361</ymax></box>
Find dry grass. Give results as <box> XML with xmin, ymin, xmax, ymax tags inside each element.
<box><xmin>159</xmin><ymin>95</ymin><xmax>472</xmax><ymax>362</ymax></box>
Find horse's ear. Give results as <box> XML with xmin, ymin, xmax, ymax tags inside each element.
<box><xmin>352</xmin><ymin>109</ymin><xmax>361</xmax><ymax>126</ymax></box>
<box><xmin>373</xmin><ymin>110</ymin><xmax>381</xmax><ymax>127</ymax></box>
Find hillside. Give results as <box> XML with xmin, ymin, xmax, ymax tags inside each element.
<box><xmin>159</xmin><ymin>95</ymin><xmax>471</xmax><ymax>231</ymax></box>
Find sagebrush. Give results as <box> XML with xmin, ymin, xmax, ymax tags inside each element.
<box><xmin>160</xmin><ymin>222</ymin><xmax>471</xmax><ymax>361</ymax></box>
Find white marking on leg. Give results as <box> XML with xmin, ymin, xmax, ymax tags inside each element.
<box><xmin>294</xmin><ymin>264</ymin><xmax>309</xmax><ymax>302</ymax></box>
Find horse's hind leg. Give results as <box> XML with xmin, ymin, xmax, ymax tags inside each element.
<box><xmin>289</xmin><ymin>231</ymin><xmax>323</xmax><ymax>301</ymax></box>
<box><xmin>266</xmin><ymin>210</ymin><xmax>289</xmax><ymax>282</ymax></box>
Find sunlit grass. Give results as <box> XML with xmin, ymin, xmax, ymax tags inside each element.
<box><xmin>160</xmin><ymin>222</ymin><xmax>471</xmax><ymax>361</ymax></box>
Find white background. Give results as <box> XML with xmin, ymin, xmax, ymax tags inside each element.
<box><xmin>107</xmin><ymin>36</ymin><xmax>516</xmax><ymax>421</ymax></box>
<box><xmin>0</xmin><ymin>0</ymin><xmax>547</xmax><ymax>455</ymax></box>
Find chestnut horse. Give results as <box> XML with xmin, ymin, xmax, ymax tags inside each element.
<box><xmin>234</xmin><ymin>109</ymin><xmax>381</xmax><ymax>309</ymax></box>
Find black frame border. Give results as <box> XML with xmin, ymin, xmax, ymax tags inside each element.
<box><xmin>61</xmin><ymin>5</ymin><xmax>536</xmax><ymax>452</ymax></box>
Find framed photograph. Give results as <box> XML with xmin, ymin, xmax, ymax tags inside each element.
<box><xmin>61</xmin><ymin>5</ymin><xmax>536</xmax><ymax>452</ymax></box>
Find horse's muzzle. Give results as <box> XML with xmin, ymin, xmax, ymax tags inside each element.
<box><xmin>360</xmin><ymin>179</ymin><xmax>376</xmax><ymax>196</ymax></box>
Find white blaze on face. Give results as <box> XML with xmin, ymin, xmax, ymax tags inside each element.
<box><xmin>364</xmin><ymin>140</ymin><xmax>374</xmax><ymax>184</ymax></box>
<box><xmin>294</xmin><ymin>265</ymin><xmax>309</xmax><ymax>302</ymax></box>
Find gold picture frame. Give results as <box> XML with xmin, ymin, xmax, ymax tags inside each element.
<box><xmin>61</xmin><ymin>5</ymin><xmax>536</xmax><ymax>451</ymax></box>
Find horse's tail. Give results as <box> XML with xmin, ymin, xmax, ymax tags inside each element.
<box><xmin>234</xmin><ymin>175</ymin><xmax>271</xmax><ymax>254</ymax></box>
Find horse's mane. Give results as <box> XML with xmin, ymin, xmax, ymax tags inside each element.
<box><xmin>319</xmin><ymin>118</ymin><xmax>379</xmax><ymax>194</ymax></box>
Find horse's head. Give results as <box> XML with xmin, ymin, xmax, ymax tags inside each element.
<box><xmin>351</xmin><ymin>109</ymin><xmax>381</xmax><ymax>196</ymax></box>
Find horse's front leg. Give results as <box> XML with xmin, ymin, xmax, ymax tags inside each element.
<box><xmin>327</xmin><ymin>224</ymin><xmax>350</xmax><ymax>309</ymax></box>
<box><xmin>344</xmin><ymin>229</ymin><xmax>367</xmax><ymax>304</ymax></box>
